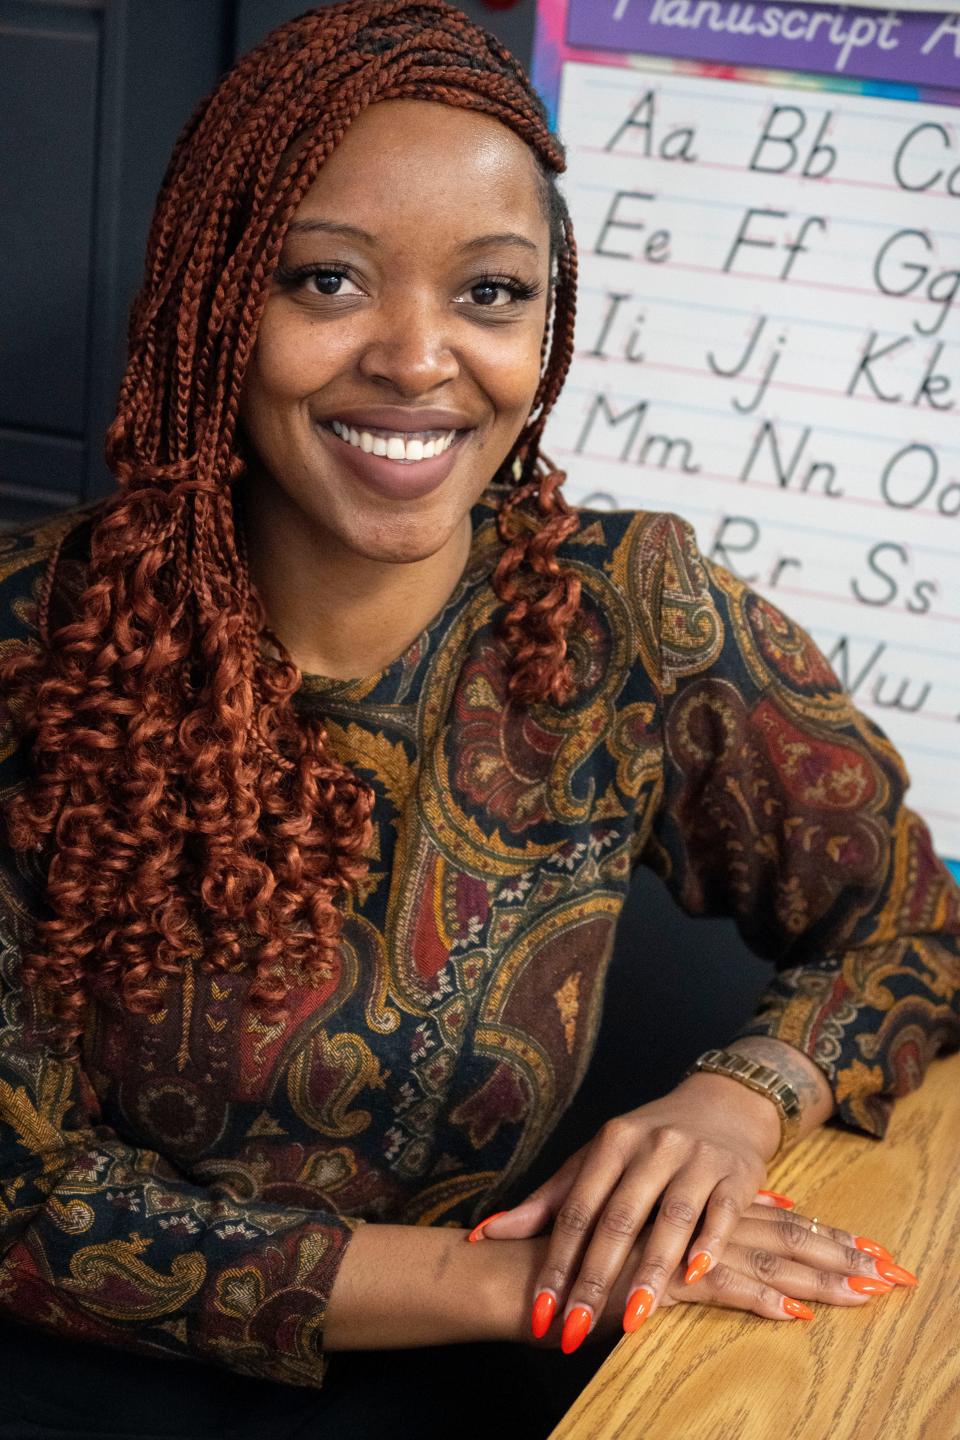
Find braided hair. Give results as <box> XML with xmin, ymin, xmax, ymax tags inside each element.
<box><xmin>1</xmin><ymin>0</ymin><xmax>581</xmax><ymax>1044</ymax></box>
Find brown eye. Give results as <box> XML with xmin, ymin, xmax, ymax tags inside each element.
<box><xmin>312</xmin><ymin>270</ymin><xmax>352</xmax><ymax>295</ymax></box>
<box><xmin>273</xmin><ymin>263</ymin><xmax>363</xmax><ymax>297</ymax></box>
<box><xmin>460</xmin><ymin>274</ymin><xmax>543</xmax><ymax>308</ymax></box>
<box><xmin>471</xmin><ymin>281</ymin><xmax>508</xmax><ymax>306</ymax></box>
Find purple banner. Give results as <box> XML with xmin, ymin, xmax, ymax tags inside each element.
<box><xmin>567</xmin><ymin>2</ymin><xmax>960</xmax><ymax>91</ymax></box>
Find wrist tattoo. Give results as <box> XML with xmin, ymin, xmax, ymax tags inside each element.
<box><xmin>726</xmin><ymin>1037</ymin><xmax>834</xmax><ymax>1119</ymax></box>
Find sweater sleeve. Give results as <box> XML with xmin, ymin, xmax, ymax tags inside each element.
<box><xmin>0</xmin><ymin>515</ymin><xmax>362</xmax><ymax>1388</ymax></box>
<box><xmin>0</xmin><ymin>903</ymin><xmax>364</xmax><ymax>1388</ymax></box>
<box><xmin>636</xmin><ymin>514</ymin><xmax>960</xmax><ymax>1141</ymax></box>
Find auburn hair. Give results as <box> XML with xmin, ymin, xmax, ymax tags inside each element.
<box><xmin>1</xmin><ymin>0</ymin><xmax>581</xmax><ymax>1045</ymax></box>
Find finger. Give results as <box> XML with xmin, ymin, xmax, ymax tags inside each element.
<box><xmin>684</xmin><ymin>1167</ymin><xmax>765</xmax><ymax>1286</ymax></box>
<box><xmin>717</xmin><ymin>1240</ymin><xmax>894</xmax><ymax>1309</ymax></box>
<box><xmin>618</xmin><ymin>1161</ymin><xmax>726</xmax><ymax>1331</ymax></box>
<box><xmin>472</xmin><ymin>1150</ymin><xmax>584</xmax><ymax>1241</ymax></box>
<box><xmin>667</xmin><ymin>1255</ymin><xmax>819</xmax><ymax>1322</ymax></box>
<box><xmin>733</xmin><ymin>1214</ymin><xmax>916</xmax><ymax>1288</ymax></box>
<box><xmin>743</xmin><ymin>1205</ymin><xmax>850</xmax><ymax>1244</ymax></box>
<box><xmin>554</xmin><ymin>1163</ymin><xmax>674</xmax><ymax>1351</ymax></box>
<box><xmin>531</xmin><ymin>1129</ymin><xmax>663</xmax><ymax>1350</ymax></box>
<box><xmin>753</xmin><ymin>1209</ymin><xmax>899</xmax><ymax>1267</ymax></box>
<box><xmin>745</xmin><ymin>1205</ymin><xmax>896</xmax><ymax>1264</ymax></box>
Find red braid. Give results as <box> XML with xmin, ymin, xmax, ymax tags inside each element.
<box><xmin>1</xmin><ymin>0</ymin><xmax>580</xmax><ymax>1045</ymax></box>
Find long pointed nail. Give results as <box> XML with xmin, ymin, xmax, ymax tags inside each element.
<box><xmin>782</xmin><ymin>1297</ymin><xmax>814</xmax><ymax>1320</ymax></box>
<box><xmin>561</xmin><ymin>1306</ymin><xmax>592</xmax><ymax>1354</ymax></box>
<box><xmin>854</xmin><ymin>1235</ymin><xmax>893</xmax><ymax>1261</ymax></box>
<box><xmin>467</xmin><ymin>1210</ymin><xmax>510</xmax><ymax>1242</ymax></box>
<box><xmin>531</xmin><ymin>1290</ymin><xmax>557</xmax><ymax>1339</ymax></box>
<box><xmin>876</xmin><ymin>1261</ymin><xmax>917</xmax><ymax>1287</ymax></box>
<box><xmin>684</xmin><ymin>1251</ymin><xmax>713</xmax><ymax>1285</ymax></box>
<box><xmin>623</xmin><ymin>1286</ymin><xmax>655</xmax><ymax>1333</ymax></box>
<box><xmin>846</xmin><ymin>1276</ymin><xmax>895</xmax><ymax>1295</ymax></box>
<box><xmin>756</xmin><ymin>1190</ymin><xmax>796</xmax><ymax>1208</ymax></box>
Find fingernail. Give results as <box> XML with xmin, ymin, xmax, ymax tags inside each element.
<box><xmin>684</xmin><ymin>1251</ymin><xmax>713</xmax><ymax>1285</ymax></box>
<box><xmin>846</xmin><ymin>1276</ymin><xmax>895</xmax><ymax>1295</ymax></box>
<box><xmin>623</xmin><ymin>1286</ymin><xmax>655</xmax><ymax>1333</ymax></box>
<box><xmin>467</xmin><ymin>1210</ymin><xmax>510</xmax><ymax>1242</ymax></box>
<box><xmin>782</xmin><ymin>1297</ymin><xmax>815</xmax><ymax>1320</ymax></box>
<box><xmin>531</xmin><ymin>1290</ymin><xmax>557</xmax><ymax>1339</ymax></box>
<box><xmin>875</xmin><ymin>1261</ymin><xmax>917</xmax><ymax>1287</ymax></box>
<box><xmin>853</xmin><ymin>1235</ymin><xmax>893</xmax><ymax>1261</ymax></box>
<box><xmin>757</xmin><ymin>1189</ymin><xmax>796</xmax><ymax>1209</ymax></box>
<box><xmin>561</xmin><ymin>1305</ymin><xmax>592</xmax><ymax>1355</ymax></box>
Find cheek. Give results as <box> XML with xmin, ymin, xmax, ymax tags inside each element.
<box><xmin>246</xmin><ymin>309</ymin><xmax>349</xmax><ymax>404</ymax></box>
<box><xmin>475</xmin><ymin>324</ymin><xmax>547</xmax><ymax>417</ymax></box>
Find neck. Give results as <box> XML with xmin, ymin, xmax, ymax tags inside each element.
<box><xmin>238</xmin><ymin>478</ymin><xmax>474</xmax><ymax>681</ymax></box>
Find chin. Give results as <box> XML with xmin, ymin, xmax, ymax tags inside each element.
<box><xmin>340</xmin><ymin>518</ymin><xmax>454</xmax><ymax>566</ymax></box>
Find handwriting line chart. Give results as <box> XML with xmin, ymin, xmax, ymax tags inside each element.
<box><xmin>533</xmin><ymin>2</ymin><xmax>960</xmax><ymax>863</ymax></box>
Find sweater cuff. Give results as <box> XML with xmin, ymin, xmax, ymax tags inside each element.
<box><xmin>729</xmin><ymin>963</ymin><xmax>894</xmax><ymax>1141</ymax></box>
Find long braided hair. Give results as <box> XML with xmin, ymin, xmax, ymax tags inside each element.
<box><xmin>1</xmin><ymin>0</ymin><xmax>580</xmax><ymax>1046</ymax></box>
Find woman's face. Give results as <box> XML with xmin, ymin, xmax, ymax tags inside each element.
<box><xmin>237</xmin><ymin>98</ymin><xmax>552</xmax><ymax>567</ymax></box>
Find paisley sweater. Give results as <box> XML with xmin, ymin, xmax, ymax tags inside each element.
<box><xmin>0</xmin><ymin>488</ymin><xmax>957</xmax><ymax>1390</ymax></box>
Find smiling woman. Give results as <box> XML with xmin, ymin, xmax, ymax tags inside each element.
<box><xmin>0</xmin><ymin>2</ymin><xmax>957</xmax><ymax>1439</ymax></box>
<box><xmin>237</xmin><ymin>99</ymin><xmax>554</xmax><ymax>680</ymax></box>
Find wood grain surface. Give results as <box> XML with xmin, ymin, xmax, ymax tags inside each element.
<box><xmin>549</xmin><ymin>1053</ymin><xmax>960</xmax><ymax>1440</ymax></box>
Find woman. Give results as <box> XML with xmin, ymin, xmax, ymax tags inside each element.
<box><xmin>0</xmin><ymin>2</ymin><xmax>956</xmax><ymax>1436</ymax></box>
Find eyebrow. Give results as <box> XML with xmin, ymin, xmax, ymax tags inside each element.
<box><xmin>285</xmin><ymin>218</ymin><xmax>540</xmax><ymax>254</ymax></box>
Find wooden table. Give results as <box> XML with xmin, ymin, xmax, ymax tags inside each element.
<box><xmin>549</xmin><ymin>1054</ymin><xmax>960</xmax><ymax>1440</ymax></box>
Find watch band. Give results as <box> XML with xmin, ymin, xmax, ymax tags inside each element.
<box><xmin>683</xmin><ymin>1047</ymin><xmax>803</xmax><ymax>1158</ymax></box>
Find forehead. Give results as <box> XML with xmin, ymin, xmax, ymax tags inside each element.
<box><xmin>285</xmin><ymin>99</ymin><xmax>546</xmax><ymax>242</ymax></box>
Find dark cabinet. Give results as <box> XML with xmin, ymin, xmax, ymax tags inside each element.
<box><xmin>0</xmin><ymin>0</ymin><xmax>535</xmax><ymax>527</ymax></box>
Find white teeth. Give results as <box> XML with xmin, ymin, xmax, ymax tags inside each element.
<box><xmin>327</xmin><ymin>420</ymin><xmax>459</xmax><ymax>462</ymax></box>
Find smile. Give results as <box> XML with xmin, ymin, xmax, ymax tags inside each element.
<box><xmin>327</xmin><ymin>420</ymin><xmax>459</xmax><ymax>463</ymax></box>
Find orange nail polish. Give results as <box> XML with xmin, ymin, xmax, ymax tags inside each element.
<box><xmin>757</xmin><ymin>1189</ymin><xmax>796</xmax><ymax>1208</ymax></box>
<box><xmin>467</xmin><ymin>1210</ymin><xmax>510</xmax><ymax>1243</ymax></box>
<box><xmin>854</xmin><ymin>1235</ymin><xmax>893</xmax><ymax>1261</ymax></box>
<box><xmin>847</xmin><ymin>1276</ymin><xmax>895</xmax><ymax>1295</ymax></box>
<box><xmin>561</xmin><ymin>1306</ymin><xmax>592</xmax><ymax>1355</ymax></box>
<box><xmin>782</xmin><ymin>1297</ymin><xmax>814</xmax><ymax>1320</ymax></box>
<box><xmin>876</xmin><ymin>1261</ymin><xmax>917</xmax><ymax>1287</ymax></box>
<box><xmin>685</xmin><ymin>1251</ymin><xmax>712</xmax><ymax>1285</ymax></box>
<box><xmin>623</xmin><ymin>1287</ymin><xmax>655</xmax><ymax>1333</ymax></box>
<box><xmin>531</xmin><ymin>1290</ymin><xmax>557</xmax><ymax>1339</ymax></box>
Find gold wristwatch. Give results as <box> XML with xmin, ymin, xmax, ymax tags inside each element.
<box><xmin>683</xmin><ymin>1048</ymin><xmax>803</xmax><ymax>1158</ymax></box>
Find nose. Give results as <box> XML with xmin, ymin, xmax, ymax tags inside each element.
<box><xmin>357</xmin><ymin>293</ymin><xmax>460</xmax><ymax>396</ymax></box>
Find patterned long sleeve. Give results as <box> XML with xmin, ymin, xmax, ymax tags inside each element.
<box><xmin>0</xmin><ymin>911</ymin><xmax>363</xmax><ymax>1387</ymax></box>
<box><xmin>0</xmin><ymin>520</ymin><xmax>361</xmax><ymax>1388</ymax></box>
<box><xmin>639</xmin><ymin>516</ymin><xmax>960</xmax><ymax>1140</ymax></box>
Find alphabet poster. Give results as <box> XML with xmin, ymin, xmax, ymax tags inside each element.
<box><xmin>531</xmin><ymin>1</ymin><xmax>960</xmax><ymax>872</ymax></box>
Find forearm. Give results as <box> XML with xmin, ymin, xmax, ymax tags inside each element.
<box><xmin>674</xmin><ymin>1036</ymin><xmax>835</xmax><ymax>1161</ymax></box>
<box><xmin>322</xmin><ymin>1222</ymin><xmax>547</xmax><ymax>1350</ymax></box>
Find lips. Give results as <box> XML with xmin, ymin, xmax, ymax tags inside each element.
<box><xmin>317</xmin><ymin>419</ymin><xmax>471</xmax><ymax>502</ymax></box>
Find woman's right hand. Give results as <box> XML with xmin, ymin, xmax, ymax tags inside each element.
<box><xmin>529</xmin><ymin>1203</ymin><xmax>915</xmax><ymax>1350</ymax></box>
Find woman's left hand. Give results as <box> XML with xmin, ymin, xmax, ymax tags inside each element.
<box><xmin>469</xmin><ymin>1076</ymin><xmax>788</xmax><ymax>1344</ymax></box>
